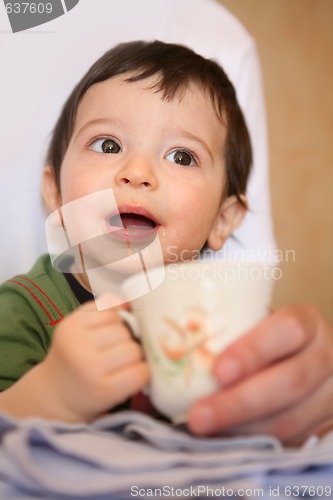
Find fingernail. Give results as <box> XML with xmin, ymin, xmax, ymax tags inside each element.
<box><xmin>189</xmin><ymin>404</ymin><xmax>216</xmax><ymax>434</ymax></box>
<box><xmin>215</xmin><ymin>357</ymin><xmax>241</xmax><ymax>386</ymax></box>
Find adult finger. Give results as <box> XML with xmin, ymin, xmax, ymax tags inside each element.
<box><xmin>217</xmin><ymin>376</ymin><xmax>333</xmax><ymax>445</ymax></box>
<box><xmin>188</xmin><ymin>330</ymin><xmax>332</xmax><ymax>436</ymax></box>
<box><xmin>213</xmin><ymin>305</ymin><xmax>318</xmax><ymax>388</ymax></box>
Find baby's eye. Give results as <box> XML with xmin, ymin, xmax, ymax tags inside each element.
<box><xmin>89</xmin><ymin>138</ymin><xmax>121</xmax><ymax>154</ymax></box>
<box><xmin>165</xmin><ymin>149</ymin><xmax>196</xmax><ymax>166</ymax></box>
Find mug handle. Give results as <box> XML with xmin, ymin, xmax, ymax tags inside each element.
<box><xmin>117</xmin><ymin>309</ymin><xmax>140</xmax><ymax>340</ymax></box>
<box><xmin>117</xmin><ymin>309</ymin><xmax>150</xmax><ymax>396</ymax></box>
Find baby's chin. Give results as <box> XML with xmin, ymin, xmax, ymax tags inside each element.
<box><xmin>83</xmin><ymin>253</ymin><xmax>162</xmax><ymax>288</ymax></box>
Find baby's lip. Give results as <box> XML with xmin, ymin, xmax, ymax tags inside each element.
<box><xmin>107</xmin><ymin>205</ymin><xmax>160</xmax><ymax>229</ymax></box>
<box><xmin>105</xmin><ymin>205</ymin><xmax>160</xmax><ymax>244</ymax></box>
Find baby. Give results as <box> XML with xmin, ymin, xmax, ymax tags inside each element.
<box><xmin>0</xmin><ymin>40</ymin><xmax>250</xmax><ymax>421</ymax></box>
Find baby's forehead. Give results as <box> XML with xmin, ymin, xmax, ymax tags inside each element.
<box><xmin>79</xmin><ymin>72</ymin><xmax>224</xmax><ymax>122</ymax></box>
<box><xmin>73</xmin><ymin>73</ymin><xmax>226</xmax><ymax>155</ymax></box>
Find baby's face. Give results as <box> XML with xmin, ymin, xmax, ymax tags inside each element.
<box><xmin>48</xmin><ymin>74</ymin><xmax>230</xmax><ymax>268</ymax></box>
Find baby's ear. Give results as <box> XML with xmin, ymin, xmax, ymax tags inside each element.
<box><xmin>42</xmin><ymin>166</ymin><xmax>61</xmax><ymax>213</ymax></box>
<box><xmin>207</xmin><ymin>195</ymin><xmax>247</xmax><ymax>251</ymax></box>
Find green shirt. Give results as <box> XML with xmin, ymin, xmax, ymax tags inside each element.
<box><xmin>0</xmin><ymin>255</ymin><xmax>79</xmax><ymax>391</ymax></box>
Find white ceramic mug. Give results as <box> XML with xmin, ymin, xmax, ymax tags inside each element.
<box><xmin>121</xmin><ymin>260</ymin><xmax>275</xmax><ymax>423</ymax></box>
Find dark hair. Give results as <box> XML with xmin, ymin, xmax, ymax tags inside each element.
<box><xmin>46</xmin><ymin>40</ymin><xmax>252</xmax><ymax>205</ymax></box>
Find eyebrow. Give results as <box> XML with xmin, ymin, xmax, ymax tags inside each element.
<box><xmin>74</xmin><ymin>119</ymin><xmax>215</xmax><ymax>160</ymax></box>
<box><xmin>177</xmin><ymin>130</ymin><xmax>214</xmax><ymax>161</ymax></box>
<box><xmin>74</xmin><ymin>118</ymin><xmax>124</xmax><ymax>141</ymax></box>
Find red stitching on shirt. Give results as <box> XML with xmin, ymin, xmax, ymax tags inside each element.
<box><xmin>8</xmin><ymin>280</ymin><xmax>62</xmax><ymax>326</ymax></box>
<box><xmin>18</xmin><ymin>276</ymin><xmax>64</xmax><ymax>320</ymax></box>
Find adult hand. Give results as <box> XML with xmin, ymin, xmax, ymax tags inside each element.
<box><xmin>188</xmin><ymin>305</ymin><xmax>333</xmax><ymax>444</ymax></box>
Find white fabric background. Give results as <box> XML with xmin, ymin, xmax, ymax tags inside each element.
<box><xmin>0</xmin><ymin>0</ymin><xmax>276</xmax><ymax>282</ymax></box>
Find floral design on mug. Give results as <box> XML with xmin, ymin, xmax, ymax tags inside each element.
<box><xmin>159</xmin><ymin>307</ymin><xmax>216</xmax><ymax>385</ymax></box>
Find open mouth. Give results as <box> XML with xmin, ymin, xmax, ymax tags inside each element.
<box><xmin>108</xmin><ymin>213</ymin><xmax>157</xmax><ymax>230</ymax></box>
<box><xmin>106</xmin><ymin>210</ymin><xmax>159</xmax><ymax>245</ymax></box>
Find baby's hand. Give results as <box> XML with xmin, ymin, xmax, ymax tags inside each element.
<box><xmin>40</xmin><ymin>300</ymin><xmax>149</xmax><ymax>422</ymax></box>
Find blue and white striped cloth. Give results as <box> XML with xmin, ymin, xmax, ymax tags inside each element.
<box><xmin>0</xmin><ymin>411</ymin><xmax>332</xmax><ymax>499</ymax></box>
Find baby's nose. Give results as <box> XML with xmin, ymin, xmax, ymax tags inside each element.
<box><xmin>115</xmin><ymin>157</ymin><xmax>158</xmax><ymax>189</ymax></box>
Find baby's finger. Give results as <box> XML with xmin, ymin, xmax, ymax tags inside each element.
<box><xmin>103</xmin><ymin>340</ymin><xmax>145</xmax><ymax>372</ymax></box>
<box><xmin>74</xmin><ymin>300</ymin><xmax>126</xmax><ymax>328</ymax></box>
<box><xmin>91</xmin><ymin>323</ymin><xmax>135</xmax><ymax>349</ymax></box>
<box><xmin>106</xmin><ymin>362</ymin><xmax>150</xmax><ymax>407</ymax></box>
<box><xmin>96</xmin><ymin>293</ymin><xmax>129</xmax><ymax>311</ymax></box>
<box><xmin>213</xmin><ymin>305</ymin><xmax>318</xmax><ymax>387</ymax></box>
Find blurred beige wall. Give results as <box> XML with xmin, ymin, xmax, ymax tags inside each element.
<box><xmin>219</xmin><ymin>0</ymin><xmax>333</xmax><ymax>323</ymax></box>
